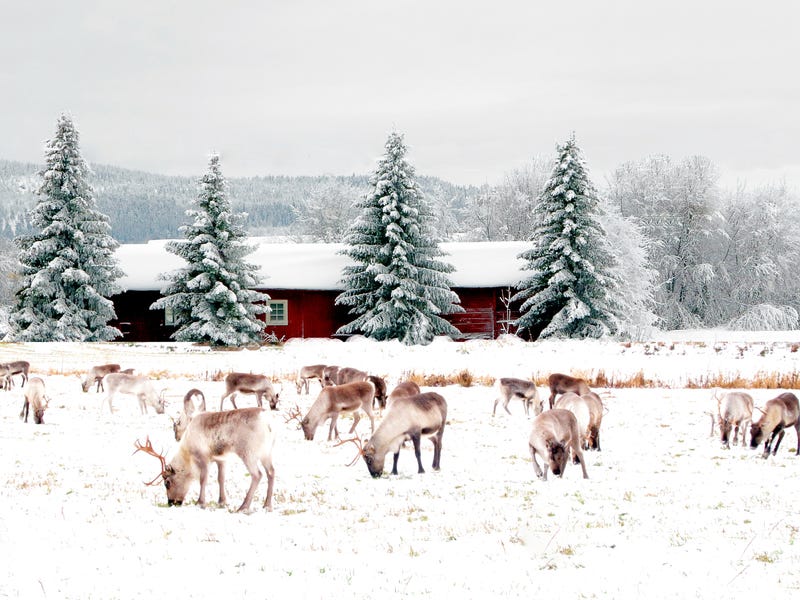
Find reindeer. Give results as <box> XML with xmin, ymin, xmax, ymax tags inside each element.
<box><xmin>387</xmin><ymin>381</ymin><xmax>421</xmax><ymax>407</ymax></box>
<box><xmin>554</xmin><ymin>392</ymin><xmax>591</xmax><ymax>450</ymax></box>
<box><xmin>320</xmin><ymin>365</ymin><xmax>387</xmax><ymax>410</ymax></box>
<box><xmin>1</xmin><ymin>360</ymin><xmax>30</xmax><ymax>390</ymax></box>
<box><xmin>715</xmin><ymin>391</ymin><xmax>754</xmax><ymax>448</ymax></box>
<box><xmin>295</xmin><ymin>364</ymin><xmax>326</xmax><ymax>395</ymax></box>
<box><xmin>547</xmin><ymin>373</ymin><xmax>591</xmax><ymax>409</ymax></box>
<box><xmin>359</xmin><ymin>392</ymin><xmax>447</xmax><ymax>478</ymax></box>
<box><xmin>301</xmin><ymin>380</ymin><xmax>376</xmax><ymax>441</ymax></box>
<box><xmin>219</xmin><ymin>372</ymin><xmax>279</xmax><ymax>411</ymax></box>
<box><xmin>81</xmin><ymin>363</ymin><xmax>121</xmax><ymax>393</ymax></box>
<box><xmin>529</xmin><ymin>409</ymin><xmax>589</xmax><ymax>481</ymax></box>
<box><xmin>581</xmin><ymin>391</ymin><xmax>604</xmax><ymax>451</ymax></box>
<box><xmin>173</xmin><ymin>389</ymin><xmax>207</xmax><ymax>441</ymax></box>
<box><xmin>134</xmin><ymin>407</ymin><xmax>276</xmax><ymax>512</ymax></box>
<box><xmin>493</xmin><ymin>377</ymin><xmax>543</xmax><ymax>417</ymax></box>
<box><xmin>750</xmin><ymin>392</ymin><xmax>800</xmax><ymax>458</ymax></box>
<box><xmin>20</xmin><ymin>377</ymin><xmax>48</xmax><ymax>424</ymax></box>
<box><xmin>322</xmin><ymin>365</ymin><xmax>340</xmax><ymax>387</ymax></box>
<box><xmin>101</xmin><ymin>373</ymin><xmax>165</xmax><ymax>414</ymax></box>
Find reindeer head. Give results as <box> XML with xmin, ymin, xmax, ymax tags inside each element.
<box><xmin>134</xmin><ymin>437</ymin><xmax>190</xmax><ymax>506</ymax></box>
<box><xmin>546</xmin><ymin>440</ymin><xmax>569</xmax><ymax>477</ymax></box>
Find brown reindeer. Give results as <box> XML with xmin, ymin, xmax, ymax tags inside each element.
<box><xmin>101</xmin><ymin>373</ymin><xmax>165</xmax><ymax>414</ymax></box>
<box><xmin>493</xmin><ymin>378</ymin><xmax>543</xmax><ymax>417</ymax></box>
<box><xmin>547</xmin><ymin>373</ymin><xmax>591</xmax><ymax>409</ymax></box>
<box><xmin>716</xmin><ymin>391</ymin><xmax>754</xmax><ymax>448</ymax></box>
<box><xmin>173</xmin><ymin>388</ymin><xmax>207</xmax><ymax>441</ymax></box>
<box><xmin>20</xmin><ymin>377</ymin><xmax>48</xmax><ymax>424</ymax></box>
<box><xmin>219</xmin><ymin>372</ymin><xmax>279</xmax><ymax>411</ymax></box>
<box><xmin>301</xmin><ymin>381</ymin><xmax>376</xmax><ymax>441</ymax></box>
<box><xmin>295</xmin><ymin>364</ymin><xmax>326</xmax><ymax>395</ymax></box>
<box><xmin>361</xmin><ymin>392</ymin><xmax>447</xmax><ymax>478</ymax></box>
<box><xmin>322</xmin><ymin>365</ymin><xmax>340</xmax><ymax>386</ymax></box>
<box><xmin>750</xmin><ymin>392</ymin><xmax>800</xmax><ymax>458</ymax></box>
<box><xmin>1</xmin><ymin>360</ymin><xmax>30</xmax><ymax>390</ymax></box>
<box><xmin>320</xmin><ymin>365</ymin><xmax>387</xmax><ymax>410</ymax></box>
<box><xmin>135</xmin><ymin>407</ymin><xmax>276</xmax><ymax>512</ymax></box>
<box><xmin>81</xmin><ymin>363</ymin><xmax>121</xmax><ymax>393</ymax></box>
<box><xmin>529</xmin><ymin>409</ymin><xmax>589</xmax><ymax>480</ymax></box>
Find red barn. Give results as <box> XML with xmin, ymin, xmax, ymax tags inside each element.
<box><xmin>112</xmin><ymin>240</ymin><xmax>529</xmax><ymax>342</ymax></box>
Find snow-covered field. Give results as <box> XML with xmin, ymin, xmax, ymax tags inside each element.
<box><xmin>1</xmin><ymin>333</ymin><xmax>799</xmax><ymax>599</ymax></box>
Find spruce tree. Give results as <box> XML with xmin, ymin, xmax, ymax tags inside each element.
<box><xmin>336</xmin><ymin>131</ymin><xmax>462</xmax><ymax>345</ymax></box>
<box><xmin>150</xmin><ymin>154</ymin><xmax>268</xmax><ymax>346</ymax></box>
<box><xmin>6</xmin><ymin>114</ymin><xmax>123</xmax><ymax>341</ymax></box>
<box><xmin>512</xmin><ymin>134</ymin><xmax>618</xmax><ymax>340</ymax></box>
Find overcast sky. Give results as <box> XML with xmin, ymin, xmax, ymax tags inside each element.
<box><xmin>2</xmin><ymin>0</ymin><xmax>798</xmax><ymax>189</ymax></box>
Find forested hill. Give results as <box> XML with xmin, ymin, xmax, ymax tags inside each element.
<box><xmin>0</xmin><ymin>159</ymin><xmax>477</xmax><ymax>243</ymax></box>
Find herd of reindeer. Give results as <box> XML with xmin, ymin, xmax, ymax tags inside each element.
<box><xmin>3</xmin><ymin>358</ymin><xmax>800</xmax><ymax>514</ymax></box>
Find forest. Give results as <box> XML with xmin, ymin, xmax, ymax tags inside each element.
<box><xmin>0</xmin><ymin>152</ymin><xmax>798</xmax><ymax>334</ymax></box>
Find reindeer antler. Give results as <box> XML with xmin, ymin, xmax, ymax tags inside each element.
<box><xmin>283</xmin><ymin>403</ymin><xmax>304</xmax><ymax>429</ymax></box>
<box><xmin>333</xmin><ymin>434</ymin><xmax>365</xmax><ymax>467</ymax></box>
<box><xmin>133</xmin><ymin>436</ymin><xmax>168</xmax><ymax>486</ymax></box>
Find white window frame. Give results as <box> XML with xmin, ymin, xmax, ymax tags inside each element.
<box><xmin>267</xmin><ymin>300</ymin><xmax>288</xmax><ymax>326</ymax></box>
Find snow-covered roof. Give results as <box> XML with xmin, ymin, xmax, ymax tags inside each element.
<box><xmin>116</xmin><ymin>239</ymin><xmax>530</xmax><ymax>292</ymax></box>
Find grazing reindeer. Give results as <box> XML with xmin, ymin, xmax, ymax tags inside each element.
<box><xmin>716</xmin><ymin>391</ymin><xmax>754</xmax><ymax>448</ymax></box>
<box><xmin>387</xmin><ymin>381</ymin><xmax>421</xmax><ymax>407</ymax></box>
<box><xmin>750</xmin><ymin>392</ymin><xmax>800</xmax><ymax>458</ymax></box>
<box><xmin>2</xmin><ymin>360</ymin><xmax>30</xmax><ymax>390</ymax></box>
<box><xmin>529</xmin><ymin>409</ymin><xmax>589</xmax><ymax>481</ymax></box>
<box><xmin>554</xmin><ymin>392</ymin><xmax>591</xmax><ymax>450</ymax></box>
<box><xmin>219</xmin><ymin>372</ymin><xmax>279</xmax><ymax>411</ymax></box>
<box><xmin>301</xmin><ymin>381</ymin><xmax>376</xmax><ymax>441</ymax></box>
<box><xmin>134</xmin><ymin>407</ymin><xmax>277</xmax><ymax>512</ymax></box>
<box><xmin>101</xmin><ymin>373</ymin><xmax>165</xmax><ymax>414</ymax></box>
<box><xmin>580</xmin><ymin>391</ymin><xmax>605</xmax><ymax>451</ymax></box>
<box><xmin>295</xmin><ymin>364</ymin><xmax>326</xmax><ymax>395</ymax></box>
<box><xmin>493</xmin><ymin>377</ymin><xmax>543</xmax><ymax>417</ymax></box>
<box><xmin>20</xmin><ymin>377</ymin><xmax>48</xmax><ymax>424</ymax></box>
<box><xmin>173</xmin><ymin>389</ymin><xmax>207</xmax><ymax>441</ymax></box>
<box><xmin>81</xmin><ymin>363</ymin><xmax>121</xmax><ymax>393</ymax></box>
<box><xmin>547</xmin><ymin>373</ymin><xmax>591</xmax><ymax>409</ymax></box>
<box><xmin>322</xmin><ymin>365</ymin><xmax>340</xmax><ymax>387</ymax></box>
<box><xmin>360</xmin><ymin>392</ymin><xmax>447</xmax><ymax>478</ymax></box>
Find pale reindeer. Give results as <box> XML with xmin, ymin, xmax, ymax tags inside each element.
<box><xmin>358</xmin><ymin>391</ymin><xmax>447</xmax><ymax>478</ymax></box>
<box><xmin>547</xmin><ymin>373</ymin><xmax>591</xmax><ymax>409</ymax></box>
<box><xmin>554</xmin><ymin>392</ymin><xmax>591</xmax><ymax>450</ymax></box>
<box><xmin>387</xmin><ymin>381</ymin><xmax>421</xmax><ymax>407</ymax></box>
<box><xmin>134</xmin><ymin>407</ymin><xmax>277</xmax><ymax>512</ymax></box>
<box><xmin>750</xmin><ymin>392</ymin><xmax>800</xmax><ymax>459</ymax></box>
<box><xmin>295</xmin><ymin>364</ymin><xmax>326</xmax><ymax>395</ymax></box>
<box><xmin>715</xmin><ymin>391</ymin><xmax>754</xmax><ymax>448</ymax></box>
<box><xmin>219</xmin><ymin>372</ymin><xmax>279</xmax><ymax>411</ymax></box>
<box><xmin>301</xmin><ymin>381</ymin><xmax>376</xmax><ymax>441</ymax></box>
<box><xmin>20</xmin><ymin>377</ymin><xmax>48</xmax><ymax>424</ymax></box>
<box><xmin>101</xmin><ymin>373</ymin><xmax>165</xmax><ymax>414</ymax></box>
<box><xmin>321</xmin><ymin>365</ymin><xmax>387</xmax><ymax>410</ymax></box>
<box><xmin>1</xmin><ymin>360</ymin><xmax>30</xmax><ymax>391</ymax></box>
<box><xmin>529</xmin><ymin>409</ymin><xmax>589</xmax><ymax>481</ymax></box>
<box><xmin>81</xmin><ymin>364</ymin><xmax>126</xmax><ymax>393</ymax></box>
<box><xmin>322</xmin><ymin>365</ymin><xmax>340</xmax><ymax>386</ymax></box>
<box><xmin>493</xmin><ymin>377</ymin><xmax>543</xmax><ymax>417</ymax></box>
<box><xmin>580</xmin><ymin>391</ymin><xmax>605</xmax><ymax>451</ymax></box>
<box><xmin>173</xmin><ymin>388</ymin><xmax>207</xmax><ymax>441</ymax></box>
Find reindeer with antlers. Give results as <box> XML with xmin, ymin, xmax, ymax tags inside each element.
<box><xmin>135</xmin><ymin>406</ymin><xmax>277</xmax><ymax>512</ymax></box>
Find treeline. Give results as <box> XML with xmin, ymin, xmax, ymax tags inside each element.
<box><xmin>0</xmin><ymin>160</ymin><xmax>478</xmax><ymax>243</ymax></box>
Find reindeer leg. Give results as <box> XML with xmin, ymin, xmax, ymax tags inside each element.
<box><xmin>503</xmin><ymin>398</ymin><xmax>512</xmax><ymax>415</ymax></box>
<box><xmin>391</xmin><ymin>452</ymin><xmax>400</xmax><ymax>475</ymax></box>
<box><xmin>772</xmin><ymin>429</ymin><xmax>786</xmax><ymax>455</ymax></box>
<box><xmin>216</xmin><ymin>460</ymin><xmax>227</xmax><ymax>506</ymax></box>
<box><xmin>236</xmin><ymin>456</ymin><xmax>263</xmax><ymax>513</ymax></box>
<box><xmin>348</xmin><ymin>412</ymin><xmax>361</xmax><ymax>434</ymax></box>
<box><xmin>529</xmin><ymin>445</ymin><xmax>546</xmax><ymax>480</ymax></box>
<box><xmin>261</xmin><ymin>454</ymin><xmax>275</xmax><ymax>511</ymax></box>
<box><xmin>197</xmin><ymin>461</ymin><xmax>209</xmax><ymax>507</ymax></box>
<box><xmin>328</xmin><ymin>415</ymin><xmax>339</xmax><ymax>441</ymax></box>
<box><xmin>492</xmin><ymin>398</ymin><xmax>500</xmax><ymax>416</ymax></box>
<box><xmin>432</xmin><ymin>432</ymin><xmax>443</xmax><ymax>471</ymax></box>
<box><xmin>411</xmin><ymin>432</ymin><xmax>424</xmax><ymax>473</ymax></box>
<box><xmin>573</xmin><ymin>440</ymin><xmax>589</xmax><ymax>479</ymax></box>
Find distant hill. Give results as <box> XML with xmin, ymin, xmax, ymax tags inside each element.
<box><xmin>0</xmin><ymin>159</ymin><xmax>478</xmax><ymax>243</ymax></box>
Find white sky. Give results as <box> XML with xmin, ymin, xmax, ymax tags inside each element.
<box><xmin>2</xmin><ymin>0</ymin><xmax>799</xmax><ymax>189</ymax></box>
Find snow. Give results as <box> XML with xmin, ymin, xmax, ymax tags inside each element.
<box><xmin>1</xmin><ymin>332</ymin><xmax>799</xmax><ymax>598</ymax></box>
<box><xmin>116</xmin><ymin>240</ymin><xmax>530</xmax><ymax>291</ymax></box>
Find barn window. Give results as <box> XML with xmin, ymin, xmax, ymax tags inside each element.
<box><xmin>164</xmin><ymin>307</ymin><xmax>176</xmax><ymax>326</ymax></box>
<box><xmin>268</xmin><ymin>300</ymin><xmax>288</xmax><ymax>326</ymax></box>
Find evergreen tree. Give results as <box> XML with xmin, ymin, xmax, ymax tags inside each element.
<box><xmin>6</xmin><ymin>114</ymin><xmax>123</xmax><ymax>341</ymax></box>
<box><xmin>512</xmin><ymin>134</ymin><xmax>618</xmax><ymax>340</ymax></box>
<box><xmin>150</xmin><ymin>154</ymin><xmax>268</xmax><ymax>346</ymax></box>
<box><xmin>336</xmin><ymin>131</ymin><xmax>462</xmax><ymax>345</ymax></box>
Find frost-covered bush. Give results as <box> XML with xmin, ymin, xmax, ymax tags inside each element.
<box><xmin>728</xmin><ymin>304</ymin><xmax>799</xmax><ymax>331</ymax></box>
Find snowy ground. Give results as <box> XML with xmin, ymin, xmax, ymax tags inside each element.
<box><xmin>1</xmin><ymin>333</ymin><xmax>799</xmax><ymax>599</ymax></box>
